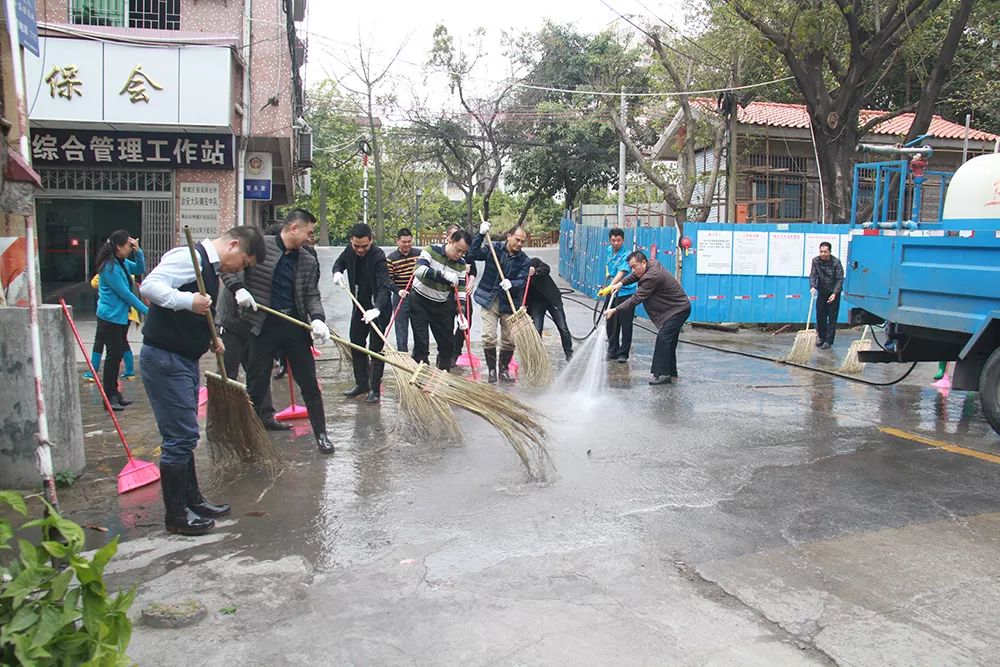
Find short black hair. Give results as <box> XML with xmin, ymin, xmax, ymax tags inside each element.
<box><xmin>284</xmin><ymin>208</ymin><xmax>316</xmax><ymax>226</ymax></box>
<box><xmin>609</xmin><ymin>227</ymin><xmax>625</xmax><ymax>239</ymax></box>
<box><xmin>819</xmin><ymin>241</ymin><xmax>832</xmax><ymax>251</ymax></box>
<box><xmin>449</xmin><ymin>229</ymin><xmax>472</xmax><ymax>246</ymax></box>
<box><xmin>626</xmin><ymin>250</ymin><xmax>647</xmax><ymax>264</ymax></box>
<box><xmin>350</xmin><ymin>222</ymin><xmax>373</xmax><ymax>239</ymax></box>
<box><xmin>507</xmin><ymin>224</ymin><xmax>527</xmax><ymax>237</ymax></box>
<box><xmin>397</xmin><ymin>228</ymin><xmax>413</xmax><ymax>238</ymax></box>
<box><xmin>224</xmin><ymin>226</ymin><xmax>267</xmax><ymax>265</ymax></box>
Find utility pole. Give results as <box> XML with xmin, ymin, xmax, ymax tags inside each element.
<box><xmin>617</xmin><ymin>87</ymin><xmax>627</xmax><ymax>228</ymax></box>
<box><xmin>318</xmin><ymin>180</ymin><xmax>328</xmax><ymax>245</ymax></box>
<box><xmin>726</xmin><ymin>59</ymin><xmax>739</xmax><ymax>224</ymax></box>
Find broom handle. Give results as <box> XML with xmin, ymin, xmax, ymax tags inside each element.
<box><xmin>339</xmin><ymin>283</ymin><xmax>391</xmax><ymax>346</ymax></box>
<box><xmin>256</xmin><ymin>304</ymin><xmax>409</xmax><ymax>373</ymax></box>
<box><xmin>522</xmin><ymin>273</ymin><xmax>532</xmax><ymax>308</ymax></box>
<box><xmin>455</xmin><ymin>284</ymin><xmax>479</xmax><ymax>381</ymax></box>
<box><xmin>484</xmin><ymin>231</ymin><xmax>519</xmax><ymax>313</ymax></box>
<box><xmin>58</xmin><ymin>299</ymin><xmax>136</xmax><ymax>462</ymax></box>
<box><xmin>805</xmin><ymin>292</ymin><xmax>816</xmax><ymax>331</ymax></box>
<box><xmin>386</xmin><ymin>271</ymin><xmax>415</xmax><ymax>334</ymax></box>
<box><xmin>183</xmin><ymin>227</ymin><xmax>227</xmax><ymax>377</ymax></box>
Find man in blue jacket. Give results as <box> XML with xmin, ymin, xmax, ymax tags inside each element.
<box><xmin>467</xmin><ymin>221</ymin><xmax>530</xmax><ymax>383</ymax></box>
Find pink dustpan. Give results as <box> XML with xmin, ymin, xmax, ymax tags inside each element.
<box><xmin>276</xmin><ymin>362</ymin><xmax>309</xmax><ymax>421</ymax></box>
<box><xmin>457</xmin><ymin>351</ymin><xmax>481</xmax><ymax>368</ymax></box>
<box><xmin>932</xmin><ymin>374</ymin><xmax>951</xmax><ymax>390</ymax></box>
<box><xmin>198</xmin><ymin>386</ymin><xmax>208</xmax><ymax>406</ymax></box>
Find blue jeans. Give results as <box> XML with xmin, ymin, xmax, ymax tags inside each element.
<box><xmin>391</xmin><ymin>292</ymin><xmax>411</xmax><ymax>352</ymax></box>
<box><xmin>140</xmin><ymin>344</ymin><xmax>201</xmax><ymax>466</ymax></box>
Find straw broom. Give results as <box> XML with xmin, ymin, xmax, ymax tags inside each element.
<box><xmin>258</xmin><ymin>304</ymin><xmax>551</xmax><ymax>478</ymax></box>
<box><xmin>785</xmin><ymin>292</ymin><xmax>818</xmax><ymax>364</ymax></box>
<box><xmin>333</xmin><ymin>286</ymin><xmax>462</xmax><ymax>441</ymax></box>
<box><xmin>839</xmin><ymin>325</ymin><xmax>873</xmax><ymax>374</ymax></box>
<box><xmin>484</xmin><ymin>229</ymin><xmax>553</xmax><ymax>387</ymax></box>
<box><xmin>183</xmin><ymin>227</ymin><xmax>282</xmax><ymax>466</ymax></box>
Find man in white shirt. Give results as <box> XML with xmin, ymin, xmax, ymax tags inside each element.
<box><xmin>139</xmin><ymin>226</ymin><xmax>266</xmax><ymax>536</ymax></box>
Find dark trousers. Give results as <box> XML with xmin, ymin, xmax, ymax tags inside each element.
<box><xmin>140</xmin><ymin>344</ymin><xmax>200</xmax><ymax>466</ymax></box>
<box><xmin>92</xmin><ymin>320</ymin><xmax>132</xmax><ymax>356</ymax></box>
<box><xmin>606</xmin><ymin>295</ymin><xmax>634</xmax><ymax>359</ymax></box>
<box><xmin>391</xmin><ymin>292</ymin><xmax>412</xmax><ymax>352</ymax></box>
<box><xmin>530</xmin><ymin>302</ymin><xmax>573</xmax><ymax>356</ymax></box>
<box><xmin>409</xmin><ymin>292</ymin><xmax>457</xmax><ymax>370</ymax></box>
<box><xmin>349</xmin><ymin>310</ymin><xmax>390</xmax><ymax>391</ymax></box>
<box><xmin>222</xmin><ymin>328</ymin><xmax>275</xmax><ymax>420</ymax></box>
<box><xmin>98</xmin><ymin>317</ymin><xmax>129</xmax><ymax>399</ymax></box>
<box><xmin>247</xmin><ymin>315</ymin><xmax>326</xmax><ymax>436</ymax></box>
<box><xmin>816</xmin><ymin>292</ymin><xmax>841</xmax><ymax>345</ymax></box>
<box><xmin>651</xmin><ymin>308</ymin><xmax>690</xmax><ymax>378</ymax></box>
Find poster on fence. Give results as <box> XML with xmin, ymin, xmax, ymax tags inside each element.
<box><xmin>732</xmin><ymin>231</ymin><xmax>768</xmax><ymax>275</ymax></box>
<box><xmin>767</xmin><ymin>232</ymin><xmax>804</xmax><ymax>276</ymax></box>
<box><xmin>696</xmin><ymin>229</ymin><xmax>733</xmax><ymax>274</ymax></box>
<box><xmin>802</xmin><ymin>233</ymin><xmax>842</xmax><ymax>276</ymax></box>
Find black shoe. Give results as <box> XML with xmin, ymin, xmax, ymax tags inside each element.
<box><xmin>108</xmin><ymin>396</ymin><xmax>126</xmax><ymax>412</ymax></box>
<box><xmin>365</xmin><ymin>390</ymin><xmax>380</xmax><ymax>403</ymax></box>
<box><xmin>815</xmin><ymin>340</ymin><xmax>824</xmax><ymax>348</ymax></box>
<box><xmin>617</xmin><ymin>356</ymin><xmax>628</xmax><ymax>364</ymax></box>
<box><xmin>343</xmin><ymin>384</ymin><xmax>368</xmax><ymax>398</ymax></box>
<box><xmin>649</xmin><ymin>375</ymin><xmax>672</xmax><ymax>385</ymax></box>
<box><xmin>484</xmin><ymin>347</ymin><xmax>498</xmax><ymax>384</ymax></box>
<box><xmin>115</xmin><ymin>395</ymin><xmax>134</xmax><ymax>406</ymax></box>
<box><xmin>820</xmin><ymin>342</ymin><xmax>832</xmax><ymax>350</ymax></box>
<box><xmin>488</xmin><ymin>369</ymin><xmax>498</xmax><ymax>384</ymax></box>
<box><xmin>499</xmin><ymin>350</ymin><xmax>516</xmax><ymax>383</ymax></box>
<box><xmin>161</xmin><ymin>462</ymin><xmax>214</xmax><ymax>536</ymax></box>
<box><xmin>261</xmin><ymin>417</ymin><xmax>292</xmax><ymax>431</ymax></box>
<box><xmin>564</xmin><ymin>350</ymin><xmax>573</xmax><ymax>362</ymax></box>
<box><xmin>186</xmin><ymin>459</ymin><xmax>230</xmax><ymax>519</ymax></box>
<box><xmin>316</xmin><ymin>433</ymin><xmax>334</xmax><ymax>454</ymax></box>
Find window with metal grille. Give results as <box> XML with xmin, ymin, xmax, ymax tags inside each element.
<box><xmin>752</xmin><ymin>176</ymin><xmax>806</xmax><ymax>221</ymax></box>
<box><xmin>40</xmin><ymin>168</ymin><xmax>172</xmax><ymax>193</ymax></box>
<box><xmin>128</xmin><ymin>0</ymin><xmax>180</xmax><ymax>30</ymax></box>
<box><xmin>70</xmin><ymin>0</ymin><xmax>179</xmax><ymax>29</ymax></box>
<box><xmin>747</xmin><ymin>154</ymin><xmax>808</xmax><ymax>172</ymax></box>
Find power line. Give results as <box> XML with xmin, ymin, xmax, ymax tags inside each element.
<box><xmin>510</xmin><ymin>75</ymin><xmax>794</xmax><ymax>98</ymax></box>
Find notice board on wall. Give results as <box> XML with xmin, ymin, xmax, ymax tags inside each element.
<box><xmin>696</xmin><ymin>229</ymin><xmax>733</xmax><ymax>274</ymax></box>
<box><xmin>767</xmin><ymin>232</ymin><xmax>804</xmax><ymax>276</ymax></box>
<box><xmin>802</xmin><ymin>233</ymin><xmax>842</xmax><ymax>276</ymax></box>
<box><xmin>732</xmin><ymin>231</ymin><xmax>768</xmax><ymax>275</ymax></box>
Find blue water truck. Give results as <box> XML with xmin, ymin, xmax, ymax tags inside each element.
<box><xmin>845</xmin><ymin>149</ymin><xmax>1000</xmax><ymax>435</ymax></box>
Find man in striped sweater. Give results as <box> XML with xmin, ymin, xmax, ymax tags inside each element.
<box><xmin>386</xmin><ymin>227</ymin><xmax>420</xmax><ymax>352</ymax></box>
<box><xmin>410</xmin><ymin>228</ymin><xmax>473</xmax><ymax>370</ymax></box>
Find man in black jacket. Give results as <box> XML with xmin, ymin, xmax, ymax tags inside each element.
<box><xmin>221</xmin><ymin>209</ymin><xmax>335</xmax><ymax>454</ymax></box>
<box><xmin>527</xmin><ymin>257</ymin><xmax>573</xmax><ymax>361</ymax></box>
<box><xmin>332</xmin><ymin>222</ymin><xmax>394</xmax><ymax>403</ymax></box>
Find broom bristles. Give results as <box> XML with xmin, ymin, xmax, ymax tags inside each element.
<box><xmin>385</xmin><ymin>349</ymin><xmax>462</xmax><ymax>440</ymax></box>
<box><xmin>784</xmin><ymin>329</ymin><xmax>817</xmax><ymax>364</ymax></box>
<box><xmin>509</xmin><ymin>308</ymin><xmax>552</xmax><ymax>387</ymax></box>
<box><xmin>205</xmin><ymin>372</ymin><xmax>282</xmax><ymax>467</ymax></box>
<box><xmin>412</xmin><ymin>365</ymin><xmax>551</xmax><ymax>479</ymax></box>
<box><xmin>839</xmin><ymin>336</ymin><xmax>873</xmax><ymax>374</ymax></box>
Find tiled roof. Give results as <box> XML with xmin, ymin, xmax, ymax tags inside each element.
<box><xmin>702</xmin><ymin>99</ymin><xmax>998</xmax><ymax>141</ymax></box>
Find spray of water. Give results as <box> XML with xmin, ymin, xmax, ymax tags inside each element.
<box><xmin>553</xmin><ymin>326</ymin><xmax>608</xmax><ymax>400</ymax></box>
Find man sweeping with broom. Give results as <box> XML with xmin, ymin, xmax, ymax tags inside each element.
<box><xmin>604</xmin><ymin>250</ymin><xmax>690</xmax><ymax>385</ymax></box>
<box><xmin>139</xmin><ymin>226</ymin><xmax>266</xmax><ymax>536</ymax></box>
<box><xmin>222</xmin><ymin>209</ymin><xmax>335</xmax><ymax>454</ymax></box>
<box><xmin>409</xmin><ymin>227</ymin><xmax>473</xmax><ymax>370</ymax></box>
<box><xmin>467</xmin><ymin>221</ymin><xmax>531</xmax><ymax>384</ymax></box>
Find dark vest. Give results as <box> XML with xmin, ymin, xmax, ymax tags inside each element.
<box><xmin>142</xmin><ymin>243</ymin><xmax>219</xmax><ymax>360</ymax></box>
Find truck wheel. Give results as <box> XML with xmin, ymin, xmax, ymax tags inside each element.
<box><xmin>980</xmin><ymin>348</ymin><xmax>1000</xmax><ymax>437</ymax></box>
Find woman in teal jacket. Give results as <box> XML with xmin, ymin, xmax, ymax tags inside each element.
<box><xmin>94</xmin><ymin>229</ymin><xmax>148</xmax><ymax>410</ymax></box>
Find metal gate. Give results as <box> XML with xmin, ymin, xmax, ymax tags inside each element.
<box><xmin>38</xmin><ymin>167</ymin><xmax>174</xmax><ymax>269</ymax></box>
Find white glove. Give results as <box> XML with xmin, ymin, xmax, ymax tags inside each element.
<box><xmin>332</xmin><ymin>271</ymin><xmax>346</xmax><ymax>288</ymax></box>
<box><xmin>311</xmin><ymin>319</ymin><xmax>330</xmax><ymax>343</ymax></box>
<box><xmin>810</xmin><ymin>287</ymin><xmax>818</xmax><ymax>297</ymax></box>
<box><xmin>499</xmin><ymin>278</ymin><xmax>512</xmax><ymax>291</ymax></box>
<box><xmin>442</xmin><ymin>268</ymin><xmax>459</xmax><ymax>286</ymax></box>
<box><xmin>362</xmin><ymin>308</ymin><xmax>381</xmax><ymax>324</ymax></box>
<box><xmin>456</xmin><ymin>313</ymin><xmax>469</xmax><ymax>331</ymax></box>
<box><xmin>479</xmin><ymin>221</ymin><xmax>491</xmax><ymax>235</ymax></box>
<box><xmin>234</xmin><ymin>288</ymin><xmax>258</xmax><ymax>311</ymax></box>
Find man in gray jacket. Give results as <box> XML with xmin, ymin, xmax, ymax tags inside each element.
<box><xmin>606</xmin><ymin>251</ymin><xmax>690</xmax><ymax>385</ymax></box>
<box><xmin>221</xmin><ymin>209</ymin><xmax>334</xmax><ymax>454</ymax></box>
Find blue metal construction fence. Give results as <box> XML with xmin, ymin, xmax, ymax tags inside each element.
<box><xmin>559</xmin><ymin>218</ymin><xmax>853</xmax><ymax>324</ymax></box>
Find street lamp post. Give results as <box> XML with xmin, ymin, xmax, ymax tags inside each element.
<box><xmin>414</xmin><ymin>187</ymin><xmax>424</xmax><ymax>244</ymax></box>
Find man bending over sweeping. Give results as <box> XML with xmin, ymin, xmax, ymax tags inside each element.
<box><xmin>332</xmin><ymin>222</ymin><xmax>394</xmax><ymax>403</ymax></box>
<box><xmin>410</xmin><ymin>227</ymin><xmax>472</xmax><ymax>370</ymax></box>
<box><xmin>467</xmin><ymin>221</ymin><xmax>531</xmax><ymax>383</ymax></box>
<box><xmin>139</xmin><ymin>226</ymin><xmax>266</xmax><ymax>536</ymax></box>
<box><xmin>604</xmin><ymin>250</ymin><xmax>690</xmax><ymax>386</ymax></box>
<box><xmin>222</xmin><ymin>209</ymin><xmax>334</xmax><ymax>454</ymax></box>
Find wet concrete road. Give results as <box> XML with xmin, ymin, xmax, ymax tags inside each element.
<box><xmin>50</xmin><ymin>247</ymin><xmax>1000</xmax><ymax>665</ymax></box>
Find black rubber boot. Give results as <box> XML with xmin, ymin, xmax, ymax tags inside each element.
<box><xmin>186</xmin><ymin>459</ymin><xmax>230</xmax><ymax>519</ymax></box>
<box><xmin>484</xmin><ymin>347</ymin><xmax>498</xmax><ymax>384</ymax></box>
<box><xmin>161</xmin><ymin>462</ymin><xmax>214</xmax><ymax>536</ymax></box>
<box><xmin>498</xmin><ymin>349</ymin><xmax>516</xmax><ymax>383</ymax></box>
<box><xmin>343</xmin><ymin>384</ymin><xmax>368</xmax><ymax>397</ymax></box>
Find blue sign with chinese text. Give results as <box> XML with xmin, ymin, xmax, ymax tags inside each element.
<box><xmin>16</xmin><ymin>0</ymin><xmax>38</xmax><ymax>57</ymax></box>
<box><xmin>244</xmin><ymin>180</ymin><xmax>272</xmax><ymax>201</ymax></box>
